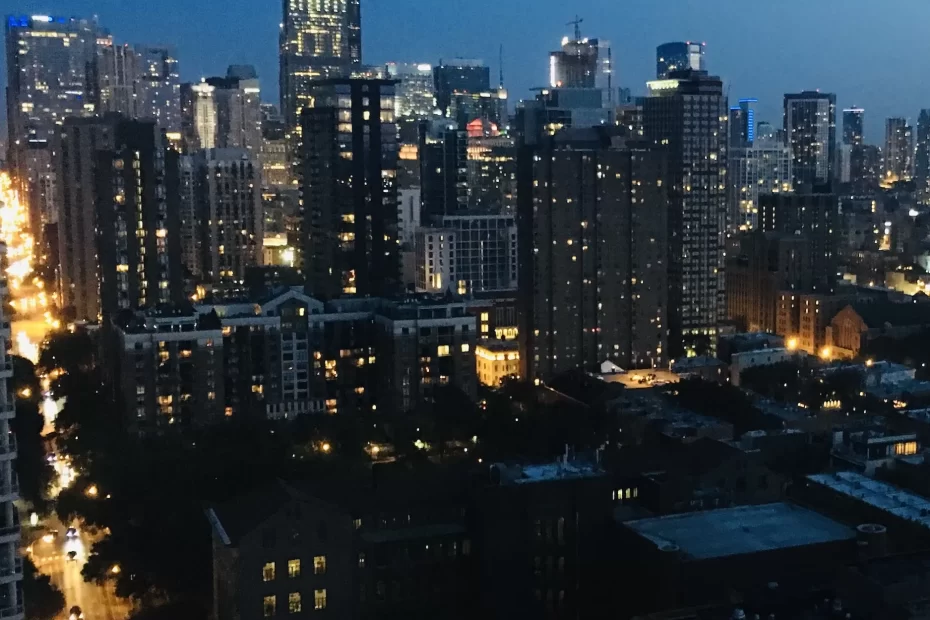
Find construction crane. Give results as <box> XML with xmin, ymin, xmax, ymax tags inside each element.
<box><xmin>567</xmin><ymin>15</ymin><xmax>583</xmax><ymax>40</ymax></box>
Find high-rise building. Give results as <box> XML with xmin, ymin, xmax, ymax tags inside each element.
<box><xmin>643</xmin><ymin>70</ymin><xmax>728</xmax><ymax>357</ymax></box>
<box><xmin>849</xmin><ymin>144</ymin><xmax>883</xmax><ymax>193</ymax></box>
<box><xmin>419</xmin><ymin>120</ymin><xmax>468</xmax><ymax>223</ymax></box>
<box><xmin>279</xmin><ymin>0</ymin><xmax>362</xmax><ymax>134</ymax></box>
<box><xmin>759</xmin><ymin>189</ymin><xmax>838</xmax><ymax>294</ymax></box>
<box><xmin>729</xmin><ymin>98</ymin><xmax>758</xmax><ymax>148</ymax></box>
<box><xmin>655</xmin><ymin>41</ymin><xmax>705</xmax><ymax>79</ymax></box>
<box><xmin>188</xmin><ymin>149</ymin><xmax>263</xmax><ymax>296</ymax></box>
<box><xmin>181</xmin><ymin>81</ymin><xmax>218</xmax><ymax>151</ymax></box>
<box><xmin>135</xmin><ymin>46</ymin><xmax>182</xmax><ymax>138</ymax></box>
<box><xmin>299</xmin><ymin>78</ymin><xmax>399</xmax><ymax>299</ymax></box>
<box><xmin>516</xmin><ymin>88</ymin><xmax>614</xmax><ymax>145</ymax></box>
<box><xmin>729</xmin><ymin>134</ymin><xmax>793</xmax><ymax>230</ymax></box>
<box><xmin>883</xmin><ymin>117</ymin><xmax>913</xmax><ymax>183</ymax></box>
<box><xmin>5</xmin><ymin>15</ymin><xmax>102</xmax><ymax>181</ymax></box>
<box><xmin>58</xmin><ymin>115</ymin><xmax>183</xmax><ymax>321</ymax></box>
<box><xmin>916</xmin><ymin>110</ymin><xmax>930</xmax><ymax>204</ymax></box>
<box><xmin>96</xmin><ymin>37</ymin><xmax>138</xmax><ymax>118</ymax></box>
<box><xmin>842</xmin><ymin>107</ymin><xmax>864</xmax><ymax>146</ymax></box>
<box><xmin>433</xmin><ymin>59</ymin><xmax>491</xmax><ymax>118</ymax></box>
<box><xmin>386</xmin><ymin>62</ymin><xmax>436</xmax><ymax>119</ymax></box>
<box><xmin>467</xmin><ymin>134</ymin><xmax>517</xmax><ymax>213</ymax></box>
<box><xmin>784</xmin><ymin>91</ymin><xmax>836</xmax><ymax>188</ymax></box>
<box><xmin>0</xmin><ymin>244</ymin><xmax>24</xmax><ymax>620</ymax></box>
<box><xmin>547</xmin><ymin>28</ymin><xmax>614</xmax><ymax>105</ymax></box>
<box><xmin>204</xmin><ymin>68</ymin><xmax>263</xmax><ymax>157</ymax></box>
<box><xmin>519</xmin><ymin>128</ymin><xmax>669</xmax><ymax>379</ymax></box>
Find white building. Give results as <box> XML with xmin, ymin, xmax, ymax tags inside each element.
<box><xmin>730</xmin><ymin>138</ymin><xmax>793</xmax><ymax>231</ymax></box>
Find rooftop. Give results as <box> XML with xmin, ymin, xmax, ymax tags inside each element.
<box><xmin>623</xmin><ymin>502</ymin><xmax>854</xmax><ymax>560</ymax></box>
<box><xmin>807</xmin><ymin>471</ymin><xmax>930</xmax><ymax>530</ymax></box>
<box><xmin>494</xmin><ymin>459</ymin><xmax>604</xmax><ymax>485</ymax></box>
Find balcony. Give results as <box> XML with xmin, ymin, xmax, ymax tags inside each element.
<box><xmin>0</xmin><ymin>524</ymin><xmax>20</xmax><ymax>544</ymax></box>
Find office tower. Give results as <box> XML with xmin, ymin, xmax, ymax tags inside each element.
<box><xmin>299</xmin><ymin>78</ymin><xmax>399</xmax><ymax>299</ymax></box>
<box><xmin>519</xmin><ymin>128</ymin><xmax>669</xmax><ymax>379</ymax></box>
<box><xmin>415</xmin><ymin>214</ymin><xmax>517</xmax><ymax>295</ymax></box>
<box><xmin>884</xmin><ymin>117</ymin><xmax>913</xmax><ymax>182</ymax></box>
<box><xmin>419</xmin><ymin>120</ymin><xmax>468</xmax><ymax>223</ymax></box>
<box><xmin>135</xmin><ymin>46</ymin><xmax>182</xmax><ymax>138</ymax></box>
<box><xmin>449</xmin><ymin>89</ymin><xmax>508</xmax><ymax>128</ymax></box>
<box><xmin>58</xmin><ymin>116</ymin><xmax>182</xmax><ymax>320</ymax></box>
<box><xmin>21</xmin><ymin>141</ymin><xmax>57</xmax><ymax>255</ymax></box>
<box><xmin>204</xmin><ymin>68</ymin><xmax>263</xmax><ymax>156</ymax></box>
<box><xmin>5</xmin><ymin>15</ymin><xmax>102</xmax><ymax>181</ymax></box>
<box><xmin>916</xmin><ymin>110</ymin><xmax>930</xmax><ymax>204</ymax></box>
<box><xmin>655</xmin><ymin>41</ymin><xmax>705</xmax><ymax>79</ymax></box>
<box><xmin>843</xmin><ymin>107</ymin><xmax>864</xmax><ymax>146</ymax></box>
<box><xmin>849</xmin><ymin>144</ymin><xmax>883</xmax><ymax>193</ymax></box>
<box><xmin>729</xmin><ymin>134</ymin><xmax>793</xmax><ymax>230</ymax></box>
<box><xmin>96</xmin><ymin>38</ymin><xmax>138</xmax><ymax>117</ymax></box>
<box><xmin>759</xmin><ymin>189</ymin><xmax>838</xmax><ymax>294</ymax></box>
<box><xmin>279</xmin><ymin>0</ymin><xmax>362</xmax><ymax>134</ymax></box>
<box><xmin>0</xmin><ymin>246</ymin><xmax>23</xmax><ymax>620</ymax></box>
<box><xmin>467</xmin><ymin>134</ymin><xmax>517</xmax><ymax>213</ymax></box>
<box><xmin>188</xmin><ymin>149</ymin><xmax>263</xmax><ymax>295</ymax></box>
<box><xmin>784</xmin><ymin>91</ymin><xmax>836</xmax><ymax>188</ymax></box>
<box><xmin>433</xmin><ymin>59</ymin><xmax>491</xmax><ymax>117</ymax></box>
<box><xmin>178</xmin><ymin>156</ymin><xmax>200</xmax><ymax>277</ymax></box>
<box><xmin>386</xmin><ymin>62</ymin><xmax>436</xmax><ymax>119</ymax></box>
<box><xmin>729</xmin><ymin>98</ymin><xmax>758</xmax><ymax>148</ymax></box>
<box><xmin>643</xmin><ymin>70</ymin><xmax>728</xmax><ymax>357</ymax></box>
<box><xmin>549</xmin><ymin>33</ymin><xmax>599</xmax><ymax>89</ymax></box>
<box><xmin>181</xmin><ymin>81</ymin><xmax>218</xmax><ymax>151</ymax></box>
<box><xmin>726</xmin><ymin>231</ymin><xmax>812</xmax><ymax>333</ymax></box>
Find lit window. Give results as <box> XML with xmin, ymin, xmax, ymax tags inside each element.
<box><xmin>895</xmin><ymin>441</ymin><xmax>918</xmax><ymax>456</ymax></box>
<box><xmin>353</xmin><ymin>518</ymin><xmax>362</xmax><ymax>530</ymax></box>
<box><xmin>262</xmin><ymin>562</ymin><xmax>275</xmax><ymax>582</ymax></box>
<box><xmin>314</xmin><ymin>589</ymin><xmax>327</xmax><ymax>610</ymax></box>
<box><xmin>288</xmin><ymin>559</ymin><xmax>301</xmax><ymax>578</ymax></box>
<box><xmin>263</xmin><ymin>595</ymin><xmax>276</xmax><ymax>617</ymax></box>
<box><xmin>288</xmin><ymin>592</ymin><xmax>301</xmax><ymax>614</ymax></box>
<box><xmin>461</xmin><ymin>344</ymin><xmax>470</xmax><ymax>353</ymax></box>
<box><xmin>437</xmin><ymin>345</ymin><xmax>451</xmax><ymax>357</ymax></box>
<box><xmin>314</xmin><ymin>555</ymin><xmax>327</xmax><ymax>575</ymax></box>
<box><xmin>480</xmin><ymin>312</ymin><xmax>489</xmax><ymax>321</ymax></box>
<box><xmin>358</xmin><ymin>552</ymin><xmax>366</xmax><ymax>568</ymax></box>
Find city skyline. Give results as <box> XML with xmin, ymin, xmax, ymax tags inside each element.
<box><xmin>2</xmin><ymin>0</ymin><xmax>929</xmax><ymax>144</ymax></box>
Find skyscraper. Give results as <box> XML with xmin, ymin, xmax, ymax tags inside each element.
<box><xmin>655</xmin><ymin>41</ymin><xmax>705</xmax><ymax>79</ymax></box>
<box><xmin>518</xmin><ymin>127</ymin><xmax>668</xmax><ymax>378</ymax></box>
<box><xmin>915</xmin><ymin>110</ymin><xmax>930</xmax><ymax>204</ymax></box>
<box><xmin>643</xmin><ymin>70</ymin><xmax>728</xmax><ymax>357</ymax></box>
<box><xmin>842</xmin><ymin>107</ymin><xmax>864</xmax><ymax>146</ymax></box>
<box><xmin>433</xmin><ymin>59</ymin><xmax>491</xmax><ymax>118</ymax></box>
<box><xmin>58</xmin><ymin>115</ymin><xmax>183</xmax><ymax>321</ymax></box>
<box><xmin>729</xmin><ymin>98</ymin><xmax>758</xmax><ymax>148</ymax></box>
<box><xmin>5</xmin><ymin>15</ymin><xmax>102</xmax><ymax>179</ymax></box>
<box><xmin>386</xmin><ymin>62</ymin><xmax>436</xmax><ymax>119</ymax></box>
<box><xmin>419</xmin><ymin>119</ymin><xmax>468</xmax><ymax>223</ymax></box>
<box><xmin>181</xmin><ymin>81</ymin><xmax>218</xmax><ymax>151</ymax></box>
<box><xmin>96</xmin><ymin>37</ymin><xmax>138</xmax><ymax>118</ymax></box>
<box><xmin>279</xmin><ymin>0</ymin><xmax>362</xmax><ymax>135</ymax></box>
<box><xmin>729</xmin><ymin>134</ymin><xmax>793</xmax><ymax>230</ymax></box>
<box><xmin>135</xmin><ymin>46</ymin><xmax>182</xmax><ymax>138</ymax></box>
<box><xmin>0</xmin><ymin>244</ymin><xmax>23</xmax><ymax>620</ymax></box>
<box><xmin>884</xmin><ymin>117</ymin><xmax>913</xmax><ymax>183</ymax></box>
<box><xmin>299</xmin><ymin>78</ymin><xmax>399</xmax><ymax>299</ymax></box>
<box><xmin>784</xmin><ymin>91</ymin><xmax>836</xmax><ymax>188</ymax></box>
<box><xmin>205</xmin><ymin>68</ymin><xmax>263</xmax><ymax>156</ymax></box>
<box><xmin>549</xmin><ymin>35</ymin><xmax>599</xmax><ymax>89</ymax></box>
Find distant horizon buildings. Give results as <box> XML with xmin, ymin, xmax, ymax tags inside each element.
<box><xmin>656</xmin><ymin>41</ymin><xmax>705</xmax><ymax>79</ymax></box>
<box><xmin>883</xmin><ymin>117</ymin><xmax>913</xmax><ymax>183</ymax></box>
<box><xmin>842</xmin><ymin>107</ymin><xmax>864</xmax><ymax>146</ymax></box>
<box><xmin>784</xmin><ymin>91</ymin><xmax>837</xmax><ymax>188</ymax></box>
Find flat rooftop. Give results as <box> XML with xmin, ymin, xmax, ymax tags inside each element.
<box><xmin>624</xmin><ymin>502</ymin><xmax>853</xmax><ymax>560</ymax></box>
<box><xmin>598</xmin><ymin>368</ymin><xmax>680</xmax><ymax>390</ymax></box>
<box><xmin>808</xmin><ymin>471</ymin><xmax>930</xmax><ymax>530</ymax></box>
<box><xmin>495</xmin><ymin>460</ymin><xmax>603</xmax><ymax>485</ymax></box>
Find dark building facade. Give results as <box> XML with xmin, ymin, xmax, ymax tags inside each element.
<box><xmin>418</xmin><ymin>120</ymin><xmax>468</xmax><ymax>224</ymax></box>
<box><xmin>433</xmin><ymin>60</ymin><xmax>491</xmax><ymax>119</ymax></box>
<box><xmin>520</xmin><ymin>128</ymin><xmax>668</xmax><ymax>379</ymax></box>
<box><xmin>643</xmin><ymin>70</ymin><xmax>728</xmax><ymax>357</ymax></box>
<box><xmin>843</xmin><ymin>107</ymin><xmax>864</xmax><ymax>147</ymax></box>
<box><xmin>299</xmin><ymin>78</ymin><xmax>399</xmax><ymax>299</ymax></box>
<box><xmin>759</xmin><ymin>189</ymin><xmax>838</xmax><ymax>294</ymax></box>
<box><xmin>916</xmin><ymin>109</ymin><xmax>930</xmax><ymax>204</ymax></box>
<box><xmin>784</xmin><ymin>91</ymin><xmax>837</xmax><ymax>188</ymax></box>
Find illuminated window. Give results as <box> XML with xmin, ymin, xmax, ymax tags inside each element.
<box><xmin>288</xmin><ymin>559</ymin><xmax>301</xmax><ymax>578</ymax></box>
<box><xmin>263</xmin><ymin>562</ymin><xmax>275</xmax><ymax>582</ymax></box>
<box><xmin>461</xmin><ymin>344</ymin><xmax>470</xmax><ymax>353</ymax></box>
<box><xmin>288</xmin><ymin>592</ymin><xmax>301</xmax><ymax>613</ymax></box>
<box><xmin>895</xmin><ymin>441</ymin><xmax>918</xmax><ymax>456</ymax></box>
<box><xmin>353</xmin><ymin>518</ymin><xmax>362</xmax><ymax>530</ymax></box>
<box><xmin>314</xmin><ymin>589</ymin><xmax>327</xmax><ymax>610</ymax></box>
<box><xmin>263</xmin><ymin>595</ymin><xmax>276</xmax><ymax>617</ymax></box>
<box><xmin>480</xmin><ymin>312</ymin><xmax>489</xmax><ymax>322</ymax></box>
<box><xmin>314</xmin><ymin>555</ymin><xmax>327</xmax><ymax>575</ymax></box>
<box><xmin>437</xmin><ymin>345</ymin><xmax>451</xmax><ymax>357</ymax></box>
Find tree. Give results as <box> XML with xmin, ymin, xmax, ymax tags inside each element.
<box><xmin>22</xmin><ymin>557</ymin><xmax>65</xmax><ymax>620</ymax></box>
<box><xmin>38</xmin><ymin>330</ymin><xmax>95</xmax><ymax>375</ymax></box>
<box><xmin>9</xmin><ymin>356</ymin><xmax>52</xmax><ymax>510</ymax></box>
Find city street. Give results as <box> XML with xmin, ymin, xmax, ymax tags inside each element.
<box><xmin>28</xmin><ymin>515</ymin><xmax>132</xmax><ymax>620</ymax></box>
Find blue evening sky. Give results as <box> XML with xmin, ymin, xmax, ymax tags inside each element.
<box><xmin>4</xmin><ymin>0</ymin><xmax>929</xmax><ymax>143</ymax></box>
